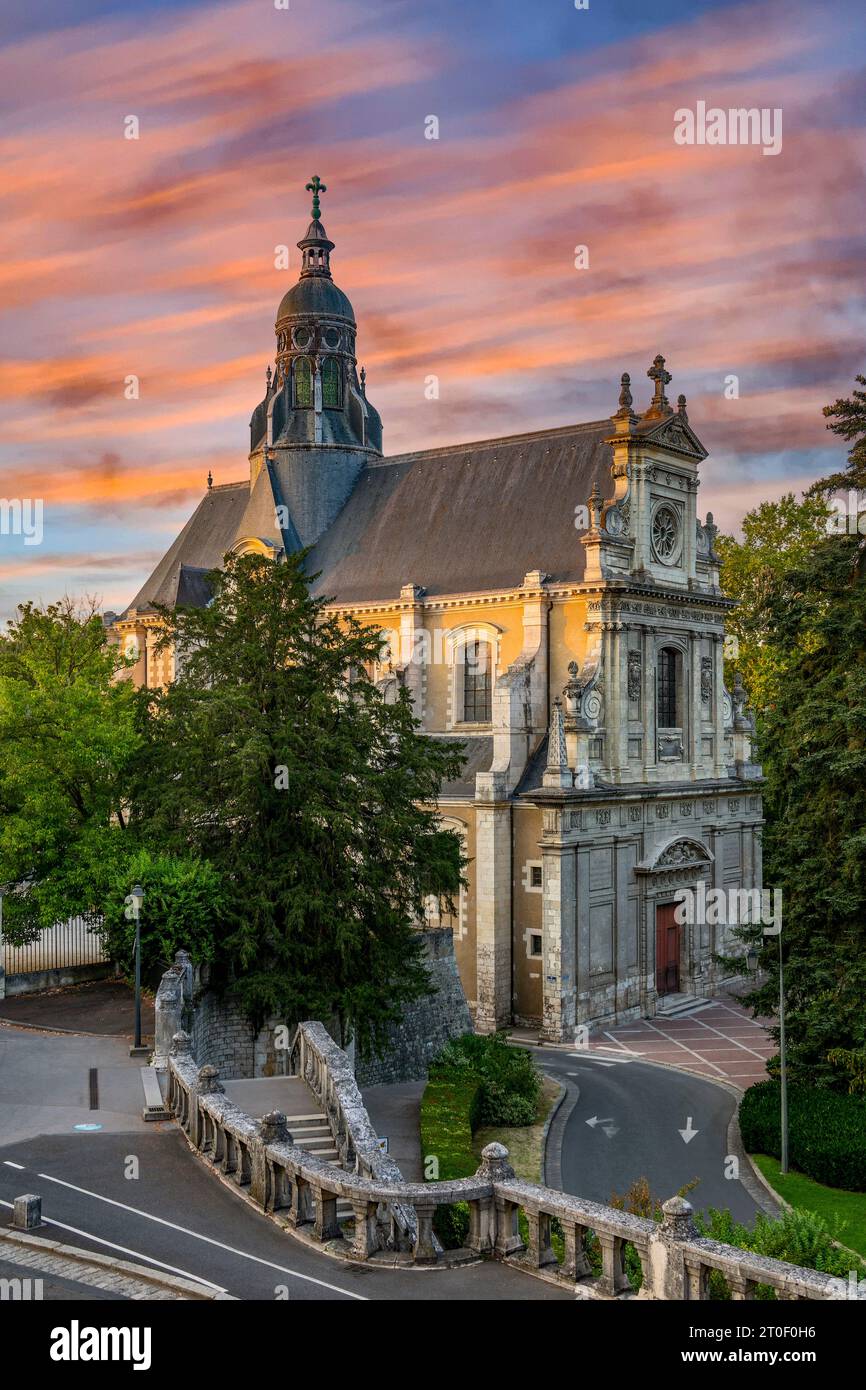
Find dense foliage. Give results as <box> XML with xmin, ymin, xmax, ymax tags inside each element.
<box><xmin>0</xmin><ymin>555</ymin><xmax>465</xmax><ymax>1058</ymax></box>
<box><xmin>432</xmin><ymin>1031</ymin><xmax>542</xmax><ymax>1126</ymax></box>
<box><xmin>0</xmin><ymin>599</ymin><xmax>142</xmax><ymax>938</ymax></box>
<box><xmin>740</xmin><ymin>1081</ymin><xmax>866</xmax><ymax>1191</ymax></box>
<box><xmin>717</xmin><ymin>377</ymin><xmax>866</xmax><ymax>1088</ymax></box>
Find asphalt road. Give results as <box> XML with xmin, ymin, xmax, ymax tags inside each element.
<box><xmin>537</xmin><ymin>1044</ymin><xmax>764</xmax><ymax>1225</ymax></box>
<box><xmin>0</xmin><ymin>1023</ymin><xmax>568</xmax><ymax>1302</ymax></box>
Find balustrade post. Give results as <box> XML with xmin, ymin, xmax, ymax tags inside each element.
<box><xmin>467</xmin><ymin>1195</ymin><xmax>495</xmax><ymax>1255</ymax></box>
<box><xmin>412</xmin><ymin>1201</ymin><xmax>438</xmax><ymax>1265</ymax></box>
<box><xmin>685</xmin><ymin>1255</ymin><xmax>710</xmax><ymax>1300</ymax></box>
<box><xmin>597</xmin><ymin>1233</ymin><xmax>630</xmax><ymax>1296</ymax></box>
<box><xmin>312</xmin><ymin>1185</ymin><xmax>341</xmax><ymax>1242</ymax></box>
<box><xmin>351</xmin><ymin>1200</ymin><xmax>379</xmax><ymax>1260</ymax></box>
<box><xmin>526</xmin><ymin>1209</ymin><xmax>557</xmax><ymax>1268</ymax></box>
<box><xmin>562</xmin><ymin>1222</ymin><xmax>593</xmax><ymax>1281</ymax></box>
<box><xmin>494</xmin><ymin>1195</ymin><xmax>524</xmax><ymax>1257</ymax></box>
<box><xmin>287</xmin><ymin>1172</ymin><xmax>311</xmax><ymax>1227</ymax></box>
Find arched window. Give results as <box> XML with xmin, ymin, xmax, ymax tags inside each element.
<box><xmin>463</xmin><ymin>639</ymin><xmax>492</xmax><ymax>723</ymax></box>
<box><xmin>322</xmin><ymin>356</ymin><xmax>341</xmax><ymax>408</ymax></box>
<box><xmin>657</xmin><ymin>647</ymin><xmax>679</xmax><ymax>727</ymax></box>
<box><xmin>293</xmin><ymin>356</ymin><xmax>312</xmax><ymax>408</ymax></box>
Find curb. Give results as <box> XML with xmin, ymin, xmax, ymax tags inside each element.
<box><xmin>0</xmin><ymin>1228</ymin><xmax>233</xmax><ymax>1299</ymax></box>
<box><xmin>540</xmin><ymin>1078</ymin><xmax>568</xmax><ymax>1187</ymax></box>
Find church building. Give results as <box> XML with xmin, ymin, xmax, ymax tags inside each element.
<box><xmin>115</xmin><ymin>180</ymin><xmax>763</xmax><ymax>1043</ymax></box>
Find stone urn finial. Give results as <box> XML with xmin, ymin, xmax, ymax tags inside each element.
<box><xmin>170</xmin><ymin>1030</ymin><xmax>193</xmax><ymax>1058</ymax></box>
<box><xmin>196</xmin><ymin>1064</ymin><xmax>224</xmax><ymax>1096</ymax></box>
<box><xmin>260</xmin><ymin>1110</ymin><xmax>293</xmax><ymax>1145</ymax></box>
<box><xmin>660</xmin><ymin>1195</ymin><xmax>698</xmax><ymax>1241</ymax></box>
<box><xmin>475</xmin><ymin>1141</ymin><xmax>515</xmax><ymax>1182</ymax></box>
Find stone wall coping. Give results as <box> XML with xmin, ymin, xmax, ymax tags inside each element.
<box><xmin>496</xmin><ymin>1177</ymin><xmax>656</xmax><ymax>1240</ymax></box>
<box><xmin>681</xmin><ymin>1235</ymin><xmax>840</xmax><ymax>1296</ymax></box>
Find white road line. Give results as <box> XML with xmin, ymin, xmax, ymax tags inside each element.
<box><xmin>0</xmin><ymin>1198</ymin><xmax>225</xmax><ymax>1293</ymax></box>
<box><xmin>3</xmin><ymin>1161</ymin><xmax>25</xmax><ymax>1170</ymax></box>
<box><xmin>639</xmin><ymin>1019</ymin><xmax>728</xmax><ymax>1076</ymax></box>
<box><xmin>31</xmin><ymin>1170</ymin><xmax>367</xmax><ymax>1300</ymax></box>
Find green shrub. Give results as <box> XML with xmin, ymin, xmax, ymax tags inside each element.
<box><xmin>433</xmin><ymin>1031</ymin><xmax>542</xmax><ymax>1125</ymax></box>
<box><xmin>740</xmin><ymin>1080</ymin><xmax>866</xmax><ymax>1191</ymax></box>
<box><xmin>696</xmin><ymin>1205</ymin><xmax>866</xmax><ymax>1298</ymax></box>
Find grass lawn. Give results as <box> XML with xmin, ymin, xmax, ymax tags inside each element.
<box><xmin>752</xmin><ymin>1153</ymin><xmax>866</xmax><ymax>1259</ymax></box>
<box><xmin>472</xmin><ymin>1074</ymin><xmax>561</xmax><ymax>1181</ymax></box>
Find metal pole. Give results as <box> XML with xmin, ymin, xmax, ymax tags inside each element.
<box><xmin>778</xmin><ymin>932</ymin><xmax>788</xmax><ymax>1174</ymax></box>
<box><xmin>134</xmin><ymin>910</ymin><xmax>142</xmax><ymax>1051</ymax></box>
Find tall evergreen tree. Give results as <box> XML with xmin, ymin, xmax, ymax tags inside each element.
<box><xmin>136</xmin><ymin>550</ymin><xmax>464</xmax><ymax>1055</ymax></box>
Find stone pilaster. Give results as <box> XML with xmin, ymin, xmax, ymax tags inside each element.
<box><xmin>539</xmin><ymin>811</ymin><xmax>577</xmax><ymax>1043</ymax></box>
<box><xmin>473</xmin><ymin>773</ymin><xmax>512</xmax><ymax>1032</ymax></box>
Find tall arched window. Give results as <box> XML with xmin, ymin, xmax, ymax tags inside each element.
<box><xmin>463</xmin><ymin>639</ymin><xmax>492</xmax><ymax>723</ymax></box>
<box><xmin>657</xmin><ymin>647</ymin><xmax>679</xmax><ymax>727</ymax></box>
<box><xmin>322</xmin><ymin>356</ymin><xmax>341</xmax><ymax>408</ymax></box>
<box><xmin>293</xmin><ymin>356</ymin><xmax>312</xmax><ymax>407</ymax></box>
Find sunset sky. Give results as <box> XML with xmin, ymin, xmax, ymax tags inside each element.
<box><xmin>1</xmin><ymin>0</ymin><xmax>864</xmax><ymax>621</ymax></box>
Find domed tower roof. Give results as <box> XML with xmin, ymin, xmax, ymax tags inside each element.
<box><xmin>276</xmin><ymin>176</ymin><xmax>355</xmax><ymax>323</ymax></box>
<box><xmin>249</xmin><ymin>176</ymin><xmax>382</xmax><ymax>468</ymax></box>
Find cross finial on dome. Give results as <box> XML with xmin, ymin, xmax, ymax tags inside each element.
<box><xmin>305</xmin><ymin>175</ymin><xmax>327</xmax><ymax>220</ymax></box>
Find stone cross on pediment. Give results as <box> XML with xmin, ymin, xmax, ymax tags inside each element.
<box><xmin>646</xmin><ymin>354</ymin><xmax>672</xmax><ymax>415</ymax></box>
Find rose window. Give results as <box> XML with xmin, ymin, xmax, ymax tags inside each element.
<box><xmin>652</xmin><ymin>505</ymin><xmax>680</xmax><ymax>564</ymax></box>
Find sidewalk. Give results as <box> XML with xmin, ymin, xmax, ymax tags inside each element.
<box><xmin>0</xmin><ymin>979</ymin><xmax>154</xmax><ymax>1040</ymax></box>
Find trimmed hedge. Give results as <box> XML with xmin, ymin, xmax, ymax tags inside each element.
<box><xmin>740</xmin><ymin>1080</ymin><xmax>866</xmax><ymax>1191</ymax></box>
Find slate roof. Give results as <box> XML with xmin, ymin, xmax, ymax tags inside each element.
<box><xmin>124</xmin><ymin>418</ymin><xmax>615</xmax><ymax>616</ymax></box>
<box><xmin>434</xmin><ymin>735</ymin><xmax>494</xmax><ymax>798</ymax></box>
<box><xmin>124</xmin><ymin>482</ymin><xmax>247</xmax><ymax>614</ymax></box>
<box><xmin>306</xmin><ymin>419</ymin><xmax>614</xmax><ymax>603</ymax></box>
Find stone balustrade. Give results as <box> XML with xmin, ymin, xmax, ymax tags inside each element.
<box><xmin>288</xmin><ymin>1021</ymin><xmax>417</xmax><ymax>1248</ymax></box>
<box><xmin>166</xmin><ymin>1030</ymin><xmax>841</xmax><ymax>1298</ymax></box>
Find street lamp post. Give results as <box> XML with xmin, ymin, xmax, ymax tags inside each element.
<box><xmin>124</xmin><ymin>884</ymin><xmax>146</xmax><ymax>1057</ymax></box>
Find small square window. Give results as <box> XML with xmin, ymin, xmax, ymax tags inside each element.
<box><xmin>530</xmin><ymin>865</ymin><xmax>543</xmax><ymax>888</ymax></box>
<box><xmin>530</xmin><ymin>933</ymin><xmax>543</xmax><ymax>958</ymax></box>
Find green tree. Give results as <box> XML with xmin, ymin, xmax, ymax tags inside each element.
<box><xmin>740</xmin><ymin>535</ymin><xmax>866</xmax><ymax>1086</ymax></box>
<box><xmin>135</xmin><ymin>550</ymin><xmax>464</xmax><ymax>1056</ymax></box>
<box><xmin>816</xmin><ymin>373</ymin><xmax>866</xmax><ymax>494</ymax></box>
<box><xmin>715</xmin><ymin>493</ymin><xmax>830</xmax><ymax>710</ymax></box>
<box><xmin>0</xmin><ymin>598</ymin><xmax>141</xmax><ymax>938</ymax></box>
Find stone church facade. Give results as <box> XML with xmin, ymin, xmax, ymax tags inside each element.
<box><xmin>115</xmin><ymin>182</ymin><xmax>763</xmax><ymax>1043</ymax></box>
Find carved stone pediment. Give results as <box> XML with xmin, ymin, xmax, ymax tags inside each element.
<box><xmin>636</xmin><ymin>835</ymin><xmax>714</xmax><ymax>874</ymax></box>
<box><xmin>640</xmin><ymin>414</ymin><xmax>708</xmax><ymax>461</ymax></box>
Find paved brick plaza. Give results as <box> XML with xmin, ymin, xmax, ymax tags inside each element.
<box><xmin>587</xmin><ymin>993</ymin><xmax>775</xmax><ymax>1090</ymax></box>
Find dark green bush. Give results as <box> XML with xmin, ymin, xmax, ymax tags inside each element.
<box><xmin>740</xmin><ymin>1080</ymin><xmax>866</xmax><ymax>1191</ymax></box>
<box><xmin>433</xmin><ymin>1031</ymin><xmax>542</xmax><ymax>1125</ymax></box>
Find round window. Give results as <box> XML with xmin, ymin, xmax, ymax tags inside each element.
<box><xmin>651</xmin><ymin>505</ymin><xmax>681</xmax><ymax>564</ymax></box>
<box><xmin>293</xmin><ymin>326</ymin><xmax>312</xmax><ymax>349</ymax></box>
<box><xmin>324</xmin><ymin>327</ymin><xmax>340</xmax><ymax>349</ymax></box>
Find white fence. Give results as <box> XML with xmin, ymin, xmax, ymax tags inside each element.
<box><xmin>1</xmin><ymin>914</ymin><xmax>107</xmax><ymax>976</ymax></box>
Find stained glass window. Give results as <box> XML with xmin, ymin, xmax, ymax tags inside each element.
<box><xmin>322</xmin><ymin>356</ymin><xmax>341</xmax><ymax>408</ymax></box>
<box><xmin>294</xmin><ymin>356</ymin><xmax>312</xmax><ymax>407</ymax></box>
<box><xmin>463</xmin><ymin>640</ymin><xmax>492</xmax><ymax>722</ymax></box>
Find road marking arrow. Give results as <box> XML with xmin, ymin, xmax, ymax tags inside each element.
<box><xmin>585</xmin><ymin>1115</ymin><xmax>614</xmax><ymax>1129</ymax></box>
<box><xmin>679</xmin><ymin>1116</ymin><xmax>699</xmax><ymax>1144</ymax></box>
